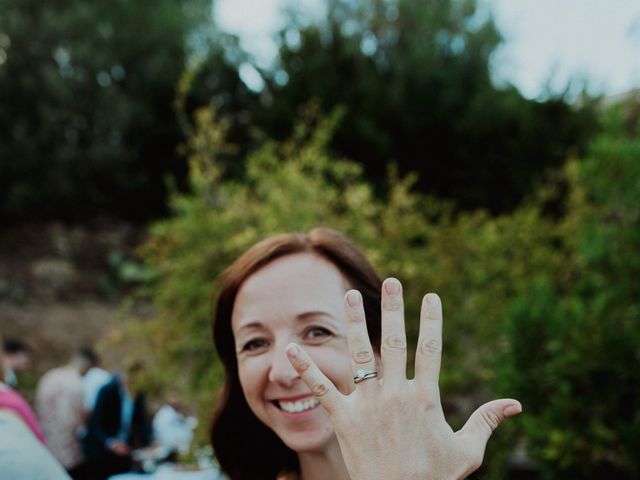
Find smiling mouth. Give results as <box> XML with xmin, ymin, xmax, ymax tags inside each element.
<box><xmin>274</xmin><ymin>397</ymin><xmax>320</xmax><ymax>413</ymax></box>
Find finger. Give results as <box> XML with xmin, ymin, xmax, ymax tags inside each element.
<box><xmin>344</xmin><ymin>290</ymin><xmax>378</xmax><ymax>388</ymax></box>
<box><xmin>457</xmin><ymin>399</ymin><xmax>522</xmax><ymax>456</ymax></box>
<box><xmin>414</xmin><ymin>293</ymin><xmax>443</xmax><ymax>401</ymax></box>
<box><xmin>286</xmin><ymin>343</ymin><xmax>343</xmax><ymax>414</ymax></box>
<box><xmin>380</xmin><ymin>278</ymin><xmax>407</xmax><ymax>388</ymax></box>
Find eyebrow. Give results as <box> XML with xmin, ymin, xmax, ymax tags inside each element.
<box><xmin>234</xmin><ymin>311</ymin><xmax>337</xmax><ymax>334</ymax></box>
<box><xmin>296</xmin><ymin>311</ymin><xmax>335</xmax><ymax>321</ymax></box>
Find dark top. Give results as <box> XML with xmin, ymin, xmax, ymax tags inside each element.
<box><xmin>82</xmin><ymin>376</ymin><xmax>152</xmax><ymax>463</ymax></box>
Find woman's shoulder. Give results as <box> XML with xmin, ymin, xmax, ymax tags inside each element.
<box><xmin>0</xmin><ymin>387</ymin><xmax>46</xmax><ymax>443</ymax></box>
<box><xmin>0</xmin><ymin>385</ymin><xmax>29</xmax><ymax>410</ymax></box>
<box><xmin>0</xmin><ymin>411</ymin><xmax>71</xmax><ymax>479</ymax></box>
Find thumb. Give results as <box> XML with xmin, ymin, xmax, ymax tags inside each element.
<box><xmin>459</xmin><ymin>399</ymin><xmax>522</xmax><ymax>445</ymax></box>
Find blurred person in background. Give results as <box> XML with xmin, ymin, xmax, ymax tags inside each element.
<box><xmin>0</xmin><ymin>411</ymin><xmax>72</xmax><ymax>480</ymax></box>
<box><xmin>36</xmin><ymin>348</ymin><xmax>94</xmax><ymax>479</ymax></box>
<box><xmin>81</xmin><ymin>348</ymin><xmax>112</xmax><ymax>415</ymax></box>
<box><xmin>3</xmin><ymin>338</ymin><xmax>32</xmax><ymax>387</ymax></box>
<box><xmin>152</xmin><ymin>391</ymin><xmax>197</xmax><ymax>460</ymax></box>
<box><xmin>0</xmin><ymin>336</ymin><xmax>46</xmax><ymax>444</ymax></box>
<box><xmin>82</xmin><ymin>361</ymin><xmax>152</xmax><ymax>480</ymax></box>
<box><xmin>0</xmin><ymin>337</ymin><xmax>69</xmax><ymax>478</ymax></box>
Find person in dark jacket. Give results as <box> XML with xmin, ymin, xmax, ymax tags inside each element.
<box><xmin>82</xmin><ymin>361</ymin><xmax>152</xmax><ymax>480</ymax></box>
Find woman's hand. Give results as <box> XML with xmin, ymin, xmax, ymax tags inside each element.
<box><xmin>286</xmin><ymin>278</ymin><xmax>521</xmax><ymax>480</ymax></box>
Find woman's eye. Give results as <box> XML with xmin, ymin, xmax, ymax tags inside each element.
<box><xmin>306</xmin><ymin>327</ymin><xmax>332</xmax><ymax>340</ymax></box>
<box><xmin>242</xmin><ymin>338</ymin><xmax>268</xmax><ymax>352</ymax></box>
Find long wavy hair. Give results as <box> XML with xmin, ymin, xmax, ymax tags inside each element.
<box><xmin>211</xmin><ymin>228</ymin><xmax>383</xmax><ymax>480</ymax></box>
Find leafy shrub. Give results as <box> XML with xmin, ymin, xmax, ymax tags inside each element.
<box><xmin>494</xmin><ymin>106</ymin><xmax>640</xmax><ymax>479</ymax></box>
<box><xmin>119</xmin><ymin>102</ymin><xmax>640</xmax><ymax>478</ymax></box>
<box><xmin>119</xmin><ymin>105</ymin><xmax>505</xmax><ymax>440</ymax></box>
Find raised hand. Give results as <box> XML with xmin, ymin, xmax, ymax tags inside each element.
<box><xmin>286</xmin><ymin>278</ymin><xmax>521</xmax><ymax>480</ymax></box>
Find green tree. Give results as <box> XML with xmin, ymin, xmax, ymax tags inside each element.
<box><xmin>241</xmin><ymin>0</ymin><xmax>599</xmax><ymax>212</ymax></box>
<box><xmin>0</xmin><ymin>0</ymin><xmax>252</xmax><ymax>222</ymax></box>
<box><xmin>116</xmin><ymin>97</ymin><xmax>640</xmax><ymax>478</ymax></box>
<box><xmin>121</xmin><ymin>104</ymin><xmax>433</xmax><ymax>427</ymax></box>
<box><xmin>119</xmin><ymin>105</ymin><xmax>564</xmax><ymax>474</ymax></box>
<box><xmin>495</xmin><ymin>104</ymin><xmax>640</xmax><ymax>478</ymax></box>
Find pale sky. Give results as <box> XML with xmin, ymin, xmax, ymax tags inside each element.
<box><xmin>215</xmin><ymin>0</ymin><xmax>640</xmax><ymax>99</ymax></box>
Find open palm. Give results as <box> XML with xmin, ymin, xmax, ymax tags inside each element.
<box><xmin>286</xmin><ymin>278</ymin><xmax>521</xmax><ymax>480</ymax></box>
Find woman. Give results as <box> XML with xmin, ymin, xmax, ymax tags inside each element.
<box><xmin>0</xmin><ymin>337</ymin><xmax>72</xmax><ymax>480</ymax></box>
<box><xmin>0</xmin><ymin>339</ymin><xmax>46</xmax><ymax>444</ymax></box>
<box><xmin>211</xmin><ymin>228</ymin><xmax>521</xmax><ymax>479</ymax></box>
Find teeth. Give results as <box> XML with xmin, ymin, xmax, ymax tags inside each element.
<box><xmin>278</xmin><ymin>397</ymin><xmax>319</xmax><ymax>413</ymax></box>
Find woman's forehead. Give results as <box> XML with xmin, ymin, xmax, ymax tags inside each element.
<box><xmin>231</xmin><ymin>253</ymin><xmax>348</xmax><ymax>325</ymax></box>
<box><xmin>242</xmin><ymin>252</ymin><xmax>346</xmax><ymax>293</ymax></box>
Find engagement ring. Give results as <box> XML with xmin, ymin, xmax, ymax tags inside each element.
<box><xmin>353</xmin><ymin>369</ymin><xmax>378</xmax><ymax>384</ymax></box>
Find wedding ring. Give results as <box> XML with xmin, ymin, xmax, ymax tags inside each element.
<box><xmin>353</xmin><ymin>369</ymin><xmax>378</xmax><ymax>384</ymax></box>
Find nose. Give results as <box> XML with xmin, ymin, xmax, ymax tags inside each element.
<box><xmin>268</xmin><ymin>342</ymin><xmax>301</xmax><ymax>387</ymax></box>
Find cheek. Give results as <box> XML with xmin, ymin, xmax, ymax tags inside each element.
<box><xmin>237</xmin><ymin>359</ymin><xmax>263</xmax><ymax>402</ymax></box>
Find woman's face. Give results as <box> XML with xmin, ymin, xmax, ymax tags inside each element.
<box><xmin>231</xmin><ymin>252</ymin><xmax>355</xmax><ymax>454</ymax></box>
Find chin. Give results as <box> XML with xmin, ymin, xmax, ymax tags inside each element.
<box><xmin>279</xmin><ymin>428</ymin><xmax>336</xmax><ymax>454</ymax></box>
<box><xmin>258</xmin><ymin>400</ymin><xmax>337</xmax><ymax>454</ymax></box>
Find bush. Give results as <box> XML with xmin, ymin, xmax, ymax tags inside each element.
<box><xmin>494</xmin><ymin>105</ymin><xmax>640</xmax><ymax>479</ymax></box>
<box><xmin>119</xmin><ymin>105</ymin><xmax>511</xmax><ymax>443</ymax></box>
<box><xmin>0</xmin><ymin>0</ymin><xmax>250</xmax><ymax>222</ymax></box>
<box><xmin>119</xmin><ymin>102</ymin><xmax>640</xmax><ymax>478</ymax></box>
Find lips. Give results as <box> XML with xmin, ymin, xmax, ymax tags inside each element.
<box><xmin>274</xmin><ymin>396</ymin><xmax>319</xmax><ymax>413</ymax></box>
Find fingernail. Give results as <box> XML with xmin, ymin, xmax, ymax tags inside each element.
<box><xmin>424</xmin><ymin>293</ymin><xmax>439</xmax><ymax>305</ymax></box>
<box><xmin>384</xmin><ymin>278</ymin><xmax>401</xmax><ymax>295</ymax></box>
<box><xmin>286</xmin><ymin>344</ymin><xmax>300</xmax><ymax>358</ymax></box>
<box><xmin>503</xmin><ymin>402</ymin><xmax>522</xmax><ymax>417</ymax></box>
<box><xmin>346</xmin><ymin>290</ymin><xmax>361</xmax><ymax>307</ymax></box>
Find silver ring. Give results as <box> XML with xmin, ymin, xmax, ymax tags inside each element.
<box><xmin>353</xmin><ymin>369</ymin><xmax>378</xmax><ymax>384</ymax></box>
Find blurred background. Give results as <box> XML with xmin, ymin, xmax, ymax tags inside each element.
<box><xmin>1</xmin><ymin>0</ymin><xmax>639</xmax><ymax>478</ymax></box>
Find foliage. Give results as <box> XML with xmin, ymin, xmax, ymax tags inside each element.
<box><xmin>122</xmin><ymin>104</ymin><xmax>433</xmax><ymax>438</ymax></box>
<box><xmin>236</xmin><ymin>0</ymin><xmax>600</xmax><ymax>213</ymax></box>
<box><xmin>121</xmin><ymin>96</ymin><xmax>638</xmax><ymax>477</ymax></box>
<box><xmin>98</xmin><ymin>250</ymin><xmax>156</xmax><ymax>299</ymax></box>
<box><xmin>1</xmin><ymin>0</ymin><xmax>599</xmax><ymax>224</ymax></box>
<box><xmin>121</xmin><ymin>104</ymin><xmax>555</xmax><ymax>467</ymax></box>
<box><xmin>0</xmin><ymin>0</ymin><xmax>252</xmax><ymax>222</ymax></box>
<box><xmin>494</xmin><ymin>104</ymin><xmax>640</xmax><ymax>479</ymax></box>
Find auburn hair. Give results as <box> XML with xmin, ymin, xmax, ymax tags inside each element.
<box><xmin>211</xmin><ymin>228</ymin><xmax>382</xmax><ymax>479</ymax></box>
